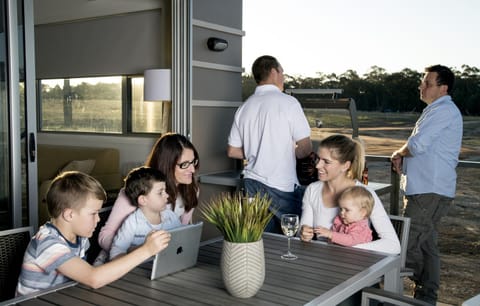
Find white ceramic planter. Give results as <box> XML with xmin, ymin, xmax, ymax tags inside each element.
<box><xmin>221</xmin><ymin>239</ymin><xmax>265</xmax><ymax>298</ymax></box>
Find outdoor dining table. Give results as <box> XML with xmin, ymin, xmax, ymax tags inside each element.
<box><xmin>7</xmin><ymin>233</ymin><xmax>400</xmax><ymax>306</ymax></box>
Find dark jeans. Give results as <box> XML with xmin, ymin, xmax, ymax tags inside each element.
<box><xmin>403</xmin><ymin>193</ymin><xmax>453</xmax><ymax>304</ymax></box>
<box><xmin>243</xmin><ymin>178</ymin><xmax>305</xmax><ymax>234</ymax></box>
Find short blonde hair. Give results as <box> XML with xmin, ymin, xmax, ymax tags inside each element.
<box><xmin>46</xmin><ymin>171</ymin><xmax>106</xmax><ymax>218</ymax></box>
<box><xmin>338</xmin><ymin>186</ymin><xmax>374</xmax><ymax>217</ymax></box>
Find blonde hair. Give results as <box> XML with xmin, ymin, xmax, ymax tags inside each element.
<box><xmin>319</xmin><ymin>134</ymin><xmax>365</xmax><ymax>180</ymax></box>
<box><xmin>46</xmin><ymin>171</ymin><xmax>106</xmax><ymax>218</ymax></box>
<box><xmin>338</xmin><ymin>186</ymin><xmax>374</xmax><ymax>217</ymax></box>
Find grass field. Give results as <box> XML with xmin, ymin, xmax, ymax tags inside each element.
<box><xmin>307</xmin><ymin>110</ymin><xmax>479</xmax><ymax>161</ymax></box>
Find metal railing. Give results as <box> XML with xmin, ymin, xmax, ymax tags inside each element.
<box><xmin>366</xmin><ymin>155</ymin><xmax>480</xmax><ymax>215</ymax></box>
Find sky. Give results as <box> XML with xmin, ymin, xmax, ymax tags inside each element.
<box><xmin>242</xmin><ymin>0</ymin><xmax>480</xmax><ymax>77</ymax></box>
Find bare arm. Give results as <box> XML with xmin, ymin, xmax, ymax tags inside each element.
<box><xmin>227</xmin><ymin>145</ymin><xmax>244</xmax><ymax>159</ymax></box>
<box><xmin>58</xmin><ymin>230</ymin><xmax>170</xmax><ymax>289</ymax></box>
<box><xmin>295</xmin><ymin>137</ymin><xmax>313</xmax><ymax>159</ymax></box>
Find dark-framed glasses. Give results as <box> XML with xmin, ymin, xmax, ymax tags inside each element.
<box><xmin>177</xmin><ymin>158</ymin><xmax>199</xmax><ymax>169</ymax></box>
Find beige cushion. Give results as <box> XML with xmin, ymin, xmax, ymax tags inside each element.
<box><xmin>60</xmin><ymin>159</ymin><xmax>96</xmax><ymax>174</ymax></box>
<box><xmin>38</xmin><ymin>180</ymin><xmax>53</xmax><ymax>224</ymax></box>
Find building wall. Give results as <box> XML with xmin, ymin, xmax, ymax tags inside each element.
<box><xmin>35</xmin><ymin>9</ymin><xmax>172</xmax><ymax>78</ymax></box>
<box><xmin>191</xmin><ymin>0</ymin><xmax>244</xmax><ymax>239</ymax></box>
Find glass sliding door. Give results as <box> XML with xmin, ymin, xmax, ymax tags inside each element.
<box><xmin>0</xmin><ymin>0</ymin><xmax>37</xmax><ymax>230</ymax></box>
<box><xmin>0</xmin><ymin>0</ymin><xmax>11</xmax><ymax>229</ymax></box>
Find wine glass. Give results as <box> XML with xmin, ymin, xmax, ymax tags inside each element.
<box><xmin>281</xmin><ymin>214</ymin><xmax>299</xmax><ymax>260</ymax></box>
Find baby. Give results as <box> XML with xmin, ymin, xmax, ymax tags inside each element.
<box><xmin>315</xmin><ymin>185</ymin><xmax>373</xmax><ymax>246</ymax></box>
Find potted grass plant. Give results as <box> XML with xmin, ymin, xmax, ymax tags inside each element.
<box><xmin>201</xmin><ymin>192</ymin><xmax>273</xmax><ymax>298</ymax></box>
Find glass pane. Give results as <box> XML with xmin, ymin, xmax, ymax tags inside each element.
<box><xmin>40</xmin><ymin>76</ymin><xmax>122</xmax><ymax>133</ymax></box>
<box><xmin>131</xmin><ymin>77</ymin><xmax>170</xmax><ymax>133</ymax></box>
<box><xmin>18</xmin><ymin>0</ymin><xmax>28</xmax><ymax>226</ymax></box>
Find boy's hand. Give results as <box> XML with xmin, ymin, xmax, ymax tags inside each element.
<box><xmin>144</xmin><ymin>230</ymin><xmax>171</xmax><ymax>256</ymax></box>
<box><xmin>300</xmin><ymin>225</ymin><xmax>314</xmax><ymax>242</ymax></box>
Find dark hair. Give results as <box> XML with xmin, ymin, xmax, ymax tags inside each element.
<box><xmin>124</xmin><ymin>166</ymin><xmax>166</xmax><ymax>207</ymax></box>
<box><xmin>145</xmin><ymin>133</ymin><xmax>199</xmax><ymax>211</ymax></box>
<box><xmin>425</xmin><ymin>65</ymin><xmax>455</xmax><ymax>94</ymax></box>
<box><xmin>252</xmin><ymin>55</ymin><xmax>281</xmax><ymax>84</ymax></box>
<box><xmin>47</xmin><ymin>171</ymin><xmax>106</xmax><ymax>218</ymax></box>
<box><xmin>319</xmin><ymin>135</ymin><xmax>365</xmax><ymax>181</ymax></box>
<box><xmin>338</xmin><ymin>186</ymin><xmax>374</xmax><ymax>217</ymax></box>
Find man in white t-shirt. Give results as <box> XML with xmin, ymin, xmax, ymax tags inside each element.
<box><xmin>227</xmin><ymin>55</ymin><xmax>312</xmax><ymax>233</ymax></box>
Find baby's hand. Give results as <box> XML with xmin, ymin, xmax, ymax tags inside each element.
<box><xmin>314</xmin><ymin>226</ymin><xmax>332</xmax><ymax>239</ymax></box>
<box><xmin>300</xmin><ymin>225</ymin><xmax>314</xmax><ymax>242</ymax></box>
<box><xmin>144</xmin><ymin>230</ymin><xmax>171</xmax><ymax>256</ymax></box>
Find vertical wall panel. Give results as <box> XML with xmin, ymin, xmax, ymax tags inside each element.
<box><xmin>190</xmin><ymin>0</ymin><xmax>243</xmax><ymax>176</ymax></box>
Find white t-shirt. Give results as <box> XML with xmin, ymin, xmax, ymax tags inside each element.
<box><xmin>301</xmin><ymin>180</ymin><xmax>401</xmax><ymax>254</ymax></box>
<box><xmin>228</xmin><ymin>84</ymin><xmax>311</xmax><ymax>192</ymax></box>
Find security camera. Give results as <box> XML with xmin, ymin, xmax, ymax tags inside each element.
<box><xmin>207</xmin><ymin>37</ymin><xmax>228</xmax><ymax>52</ymax></box>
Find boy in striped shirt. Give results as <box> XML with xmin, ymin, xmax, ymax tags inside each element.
<box><xmin>16</xmin><ymin>171</ymin><xmax>171</xmax><ymax>296</ymax></box>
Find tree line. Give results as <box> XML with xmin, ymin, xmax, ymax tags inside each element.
<box><xmin>242</xmin><ymin>65</ymin><xmax>480</xmax><ymax>115</ymax></box>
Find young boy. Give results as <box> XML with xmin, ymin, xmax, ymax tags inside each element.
<box><xmin>109</xmin><ymin>166</ymin><xmax>181</xmax><ymax>260</ymax></box>
<box><xmin>314</xmin><ymin>185</ymin><xmax>374</xmax><ymax>246</ymax></box>
<box><xmin>16</xmin><ymin>171</ymin><xmax>171</xmax><ymax>296</ymax></box>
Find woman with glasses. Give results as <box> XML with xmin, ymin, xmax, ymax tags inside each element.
<box><xmin>98</xmin><ymin>133</ymin><xmax>199</xmax><ymax>253</ymax></box>
<box><xmin>299</xmin><ymin>134</ymin><xmax>400</xmax><ymax>255</ymax></box>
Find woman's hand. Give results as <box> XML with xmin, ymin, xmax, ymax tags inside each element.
<box><xmin>300</xmin><ymin>224</ymin><xmax>314</xmax><ymax>242</ymax></box>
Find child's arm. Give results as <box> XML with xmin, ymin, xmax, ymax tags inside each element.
<box><xmin>313</xmin><ymin>226</ymin><xmax>332</xmax><ymax>239</ymax></box>
<box><xmin>57</xmin><ymin>230</ymin><xmax>170</xmax><ymax>289</ymax></box>
<box><xmin>329</xmin><ymin>220</ymin><xmax>372</xmax><ymax>247</ymax></box>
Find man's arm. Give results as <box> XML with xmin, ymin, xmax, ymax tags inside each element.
<box><xmin>295</xmin><ymin>137</ymin><xmax>313</xmax><ymax>159</ymax></box>
<box><xmin>227</xmin><ymin>145</ymin><xmax>244</xmax><ymax>159</ymax></box>
<box><xmin>391</xmin><ymin>143</ymin><xmax>410</xmax><ymax>174</ymax></box>
<box><xmin>392</xmin><ymin>142</ymin><xmax>410</xmax><ymax>158</ymax></box>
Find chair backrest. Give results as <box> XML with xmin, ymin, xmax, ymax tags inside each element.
<box><xmin>86</xmin><ymin>205</ymin><xmax>112</xmax><ymax>264</ymax></box>
<box><xmin>0</xmin><ymin>226</ymin><xmax>33</xmax><ymax>301</ymax></box>
<box><xmin>388</xmin><ymin>214</ymin><xmax>411</xmax><ymax>269</ymax></box>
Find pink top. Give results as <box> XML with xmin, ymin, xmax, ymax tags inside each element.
<box><xmin>98</xmin><ymin>188</ymin><xmax>195</xmax><ymax>251</ymax></box>
<box><xmin>330</xmin><ymin>216</ymin><xmax>373</xmax><ymax>247</ymax></box>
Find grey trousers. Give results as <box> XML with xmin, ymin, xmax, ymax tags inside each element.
<box><xmin>403</xmin><ymin>193</ymin><xmax>453</xmax><ymax>303</ymax></box>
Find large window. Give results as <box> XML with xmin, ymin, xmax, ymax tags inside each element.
<box><xmin>39</xmin><ymin>76</ymin><xmax>170</xmax><ymax>134</ymax></box>
<box><xmin>131</xmin><ymin>77</ymin><xmax>170</xmax><ymax>134</ymax></box>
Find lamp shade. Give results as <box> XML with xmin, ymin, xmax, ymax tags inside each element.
<box><xmin>144</xmin><ymin>69</ymin><xmax>171</xmax><ymax>101</ymax></box>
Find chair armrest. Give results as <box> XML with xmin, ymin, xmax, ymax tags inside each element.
<box><xmin>361</xmin><ymin>287</ymin><xmax>432</xmax><ymax>306</ymax></box>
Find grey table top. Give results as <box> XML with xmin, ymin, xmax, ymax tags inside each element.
<box><xmin>12</xmin><ymin>233</ymin><xmax>400</xmax><ymax>306</ymax></box>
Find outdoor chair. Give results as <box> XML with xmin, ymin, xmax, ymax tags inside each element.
<box><xmin>0</xmin><ymin>226</ymin><xmax>33</xmax><ymax>301</ymax></box>
<box><xmin>388</xmin><ymin>214</ymin><xmax>414</xmax><ymax>279</ymax></box>
<box><xmin>370</xmin><ymin>215</ymin><xmax>414</xmax><ymax>294</ymax></box>
<box><xmin>361</xmin><ymin>287</ymin><xmax>432</xmax><ymax>306</ymax></box>
<box><xmin>86</xmin><ymin>205</ymin><xmax>112</xmax><ymax>264</ymax></box>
